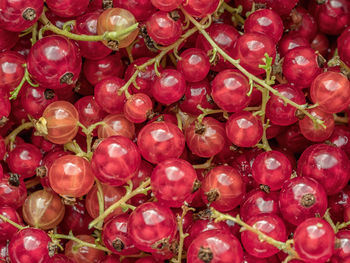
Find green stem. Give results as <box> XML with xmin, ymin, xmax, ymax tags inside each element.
<box><xmin>197</xmin><ymin>105</ymin><xmax>224</xmax><ymax>124</ymax></box>
<box><xmin>95</xmin><ymin>179</ymin><xmax>105</xmax><ymax>230</ymax></box>
<box><xmin>10</xmin><ymin>66</ymin><xmax>38</xmax><ymax>100</ymax></box>
<box><xmin>0</xmin><ymin>214</ymin><xmax>26</xmax><ymax>230</ymax></box>
<box><xmin>64</xmin><ymin>140</ymin><xmax>86</xmax><ymax>156</ymax></box>
<box><xmin>4</xmin><ymin>122</ymin><xmax>34</xmax><ymax>145</ymax></box>
<box><xmin>174</xmin><ymin>205</ymin><xmax>193</xmax><ymax>263</ymax></box>
<box><xmin>51</xmin><ymin>233</ymin><xmax>110</xmax><ymax>253</ymax></box>
<box><xmin>324</xmin><ymin>209</ymin><xmax>338</xmax><ymax>233</ymax></box>
<box><xmin>31</xmin><ymin>22</ymin><xmax>38</xmax><ymax>45</ymax></box>
<box><xmin>182</xmin><ymin>8</ymin><xmax>325</xmax><ymax>128</ymax></box>
<box><xmin>88</xmin><ymin>179</ymin><xmax>151</xmax><ymax>229</ymax></box>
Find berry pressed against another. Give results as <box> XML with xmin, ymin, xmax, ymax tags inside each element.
<box><xmin>294</xmin><ymin>218</ymin><xmax>335</xmax><ymax>263</ymax></box>
<box><xmin>0</xmin><ymin>206</ymin><xmax>23</xmax><ymax>241</ymax></box>
<box><xmin>182</xmin><ymin>0</ymin><xmax>220</xmax><ymax>18</ymax></box>
<box><xmin>187</xmin><ymin>230</ymin><xmax>243</xmax><ymax>263</ymax></box>
<box><xmin>0</xmin><ymin>51</ymin><xmax>25</xmax><ymax>93</ymax></box>
<box><xmin>279</xmin><ymin>177</ymin><xmax>328</xmax><ymax>226</ymax></box>
<box><xmin>0</xmin><ymin>173</ymin><xmax>27</xmax><ymax>209</ymax></box>
<box><xmin>338</xmin><ymin>27</ymin><xmax>350</xmax><ymax>67</ymax></box>
<box><xmin>201</xmin><ymin>165</ymin><xmax>246</xmax><ymax>212</ymax></box>
<box><xmin>137</xmin><ymin>121</ymin><xmax>185</xmax><ymax>164</ymax></box>
<box><xmin>46</xmin><ymin>0</ymin><xmax>90</xmax><ymax>18</ymax></box>
<box><xmin>151</xmin><ymin>158</ymin><xmax>198</xmax><ymax>207</ymax></box>
<box><xmin>91</xmin><ymin>135</ymin><xmax>141</xmax><ymax>186</ymax></box>
<box><xmin>98</xmin><ymin>113</ymin><xmax>135</xmax><ymax>139</ymax></box>
<box><xmin>151</xmin><ymin>0</ymin><xmax>182</xmax><ymax>12</ymax></box>
<box><xmin>114</xmin><ymin>0</ymin><xmax>156</xmax><ymax>22</ymax></box>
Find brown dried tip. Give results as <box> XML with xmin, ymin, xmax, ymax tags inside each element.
<box><xmin>195</xmin><ymin>121</ymin><xmax>205</xmax><ymax>135</ymax></box>
<box><xmin>60</xmin><ymin>72</ymin><xmax>74</xmax><ymax>85</ymax></box>
<box><xmin>61</xmin><ymin>195</ymin><xmax>76</xmax><ymax>206</ymax></box>
<box><xmin>0</xmin><ymin>116</ymin><xmax>8</xmax><ymax>127</ymax></box>
<box><xmin>102</xmin><ymin>0</ymin><xmax>113</xmax><ymax>9</ymax></box>
<box><xmin>36</xmin><ymin>166</ymin><xmax>47</xmax><ymax>178</ymax></box>
<box><xmin>107</xmin><ymin>40</ymin><xmax>119</xmax><ymax>51</ymax></box>
<box><xmin>151</xmin><ymin>238</ymin><xmax>169</xmax><ymax>250</ymax></box>
<box><xmin>8</xmin><ymin>173</ymin><xmax>20</xmax><ymax>187</ymax></box>
<box><xmin>112</xmin><ymin>239</ymin><xmax>125</xmax><ymax>252</ymax></box>
<box><xmin>301</xmin><ymin>193</ymin><xmax>316</xmax><ymax>207</ymax></box>
<box><xmin>260</xmin><ymin>184</ymin><xmax>271</xmax><ymax>193</ymax></box>
<box><xmin>198</xmin><ymin>246</ymin><xmax>213</xmax><ymax>263</ymax></box>
<box><xmin>192</xmin><ymin>179</ymin><xmax>202</xmax><ymax>193</ymax></box>
<box><xmin>206</xmin><ymin>189</ymin><xmax>219</xmax><ymax>203</ymax></box>
<box><xmin>22</xmin><ymin>8</ymin><xmax>36</xmax><ymax>21</ymax></box>
<box><xmin>44</xmin><ymin>89</ymin><xmax>55</xmax><ymax>100</ymax></box>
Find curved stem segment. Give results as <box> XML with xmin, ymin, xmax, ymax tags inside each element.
<box><xmin>88</xmin><ymin>179</ymin><xmax>151</xmax><ymax>229</ymax></box>
<box><xmin>10</xmin><ymin>66</ymin><xmax>38</xmax><ymax>100</ymax></box>
<box><xmin>181</xmin><ymin>8</ymin><xmax>325</xmax><ymax>128</ymax></box>
<box><xmin>4</xmin><ymin>122</ymin><xmax>34</xmax><ymax>146</ymax></box>
<box><xmin>0</xmin><ymin>214</ymin><xmax>26</xmax><ymax>231</ymax></box>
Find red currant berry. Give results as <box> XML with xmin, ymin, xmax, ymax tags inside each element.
<box><xmin>27</xmin><ymin>35</ymin><xmax>81</xmax><ymax>89</ymax></box>
<box><xmin>244</xmin><ymin>9</ymin><xmax>283</xmax><ymax>43</ymax></box>
<box><xmin>47</xmin><ymin>255</ymin><xmax>74</xmax><ymax>263</ymax></box>
<box><xmin>49</xmin><ymin>155</ymin><xmax>95</xmax><ymax>198</ymax></box>
<box><xmin>334</xmin><ymin>230</ymin><xmax>350</xmax><ymax>260</ymax></box>
<box><xmin>310</xmin><ymin>71</ymin><xmax>350</xmax><ymax>114</ymax></box>
<box><xmin>46</xmin><ymin>0</ymin><xmax>90</xmax><ymax>18</ymax></box>
<box><xmin>182</xmin><ymin>0</ymin><xmax>220</xmax><ymax>18</ymax></box>
<box><xmin>151</xmin><ymin>0</ymin><xmax>182</xmax><ymax>11</ymax></box>
<box><xmin>137</xmin><ymin>121</ymin><xmax>185</xmax><ymax>164</ymax></box>
<box><xmin>114</xmin><ymin>0</ymin><xmax>156</xmax><ymax>21</ymax></box>
<box><xmin>225</xmin><ymin>111</ymin><xmax>263</xmax><ymax>147</ymax></box>
<box><xmin>102</xmin><ymin>214</ymin><xmax>139</xmax><ymax>255</ymax></box>
<box><xmin>266</xmin><ymin>84</ymin><xmax>306</xmax><ymax>126</ymax></box>
<box><xmin>42</xmin><ymin>101</ymin><xmax>79</xmax><ymax>144</ymax></box>
<box><xmin>282</xmin><ymin>47</ymin><xmax>322</xmax><ymax>88</ymax></box>
<box><xmin>311</xmin><ymin>33</ymin><xmax>329</xmax><ymax>57</ymax></box>
<box><xmin>211</xmin><ymin>70</ymin><xmax>251</xmax><ymax>112</ymax></box>
<box><xmin>0</xmin><ymin>206</ymin><xmax>23</xmax><ymax>241</ymax></box>
<box><xmin>0</xmin><ymin>93</ymin><xmax>11</xmax><ymax>124</ymax></box>
<box><xmin>128</xmin><ymin>202</ymin><xmax>177</xmax><ymax>253</ymax></box>
<box><xmin>286</xmin><ymin>7</ymin><xmax>317</xmax><ymax>41</ymax></box>
<box><xmin>151</xmin><ymin>158</ymin><xmax>198</xmax><ymax>207</ymax></box>
<box><xmin>74</xmin><ymin>11</ymin><xmax>112</xmax><ymax>60</ymax></box>
<box><xmin>187</xmin><ymin>230</ymin><xmax>243</xmax><ymax>263</ymax></box>
<box><xmin>124</xmin><ymin>93</ymin><xmax>153</xmax><ymax>123</ymax></box>
<box><xmin>241</xmin><ymin>214</ymin><xmax>286</xmax><ymax>258</ymax></box>
<box><xmin>278</xmin><ymin>32</ymin><xmax>310</xmax><ymax>57</ymax></box>
<box><xmin>338</xmin><ymin>27</ymin><xmax>350</xmax><ymax>68</ymax></box>
<box><xmin>0</xmin><ymin>51</ymin><xmax>25</xmax><ymax>93</ymax></box>
<box><xmin>177</xmin><ymin>48</ymin><xmax>210</xmax><ymax>82</ymax></box>
<box><xmin>62</xmin><ymin>199</ymin><xmax>93</xmax><ymax>235</ymax></box>
<box><xmin>279</xmin><ymin>177</ymin><xmax>328</xmax><ymax>226</ymax></box>
<box><xmin>294</xmin><ymin>218</ymin><xmax>335</xmax><ymax>263</ymax></box>
<box><xmin>65</xmin><ymin>235</ymin><xmax>105</xmax><ymax>263</ymax></box>
<box><xmin>232</xmin><ymin>32</ymin><xmax>276</xmax><ymax>76</ymax></box>
<box><xmin>0</xmin><ymin>0</ymin><xmax>43</xmax><ymax>32</ymax></box>
<box><xmin>298</xmin><ymin>144</ymin><xmax>350</xmax><ymax>195</ymax></box>
<box><xmin>94</xmin><ymin>77</ymin><xmax>126</xmax><ymax>114</ymax></box>
<box><xmin>252</xmin><ymin>150</ymin><xmax>292</xmax><ymax>191</ymax></box>
<box><xmin>9</xmin><ymin>228</ymin><xmax>51</xmax><ymax>263</ymax></box>
<box><xmin>0</xmin><ymin>28</ymin><xmax>18</xmax><ymax>52</ymax></box>
<box><xmin>152</xmin><ymin>69</ymin><xmax>186</xmax><ymax>105</ymax></box>
<box><xmin>98</xmin><ymin>113</ymin><xmax>135</xmax><ymax>139</ymax></box>
<box><xmin>201</xmin><ymin>165</ymin><xmax>246</xmax><ymax>212</ymax></box>
<box><xmin>328</xmin><ymin>126</ymin><xmax>350</xmax><ymax>158</ymax></box>
<box><xmin>91</xmin><ymin>136</ymin><xmax>141</xmax><ymax>186</ymax></box>
<box><xmin>298</xmin><ymin>108</ymin><xmax>335</xmax><ymax>142</ymax></box>
<box><xmin>0</xmin><ymin>173</ymin><xmax>27</xmax><ymax>209</ymax></box>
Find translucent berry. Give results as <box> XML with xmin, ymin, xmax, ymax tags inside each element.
<box><xmin>98</xmin><ymin>113</ymin><xmax>135</xmax><ymax>139</ymax></box>
<box><xmin>46</xmin><ymin>0</ymin><xmax>90</xmax><ymax>18</ymax></box>
<box><xmin>124</xmin><ymin>93</ymin><xmax>153</xmax><ymax>123</ymax></box>
<box><xmin>177</xmin><ymin>48</ymin><xmax>210</xmax><ymax>82</ymax></box>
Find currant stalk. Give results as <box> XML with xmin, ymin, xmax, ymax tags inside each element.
<box><xmin>181</xmin><ymin>8</ymin><xmax>325</xmax><ymax>128</ymax></box>
<box><xmin>4</xmin><ymin>122</ymin><xmax>34</xmax><ymax>146</ymax></box>
<box><xmin>9</xmin><ymin>65</ymin><xmax>39</xmax><ymax>100</ymax></box>
<box><xmin>88</xmin><ymin>179</ymin><xmax>151</xmax><ymax>229</ymax></box>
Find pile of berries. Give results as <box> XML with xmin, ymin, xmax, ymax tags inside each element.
<box><xmin>0</xmin><ymin>0</ymin><xmax>350</xmax><ymax>262</ymax></box>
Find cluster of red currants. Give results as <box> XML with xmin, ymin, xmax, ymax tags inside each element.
<box><xmin>0</xmin><ymin>0</ymin><xmax>350</xmax><ymax>262</ymax></box>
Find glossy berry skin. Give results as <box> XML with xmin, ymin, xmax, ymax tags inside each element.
<box><xmin>279</xmin><ymin>177</ymin><xmax>327</xmax><ymax>226</ymax></box>
<box><xmin>179</xmin><ymin>80</ymin><xmax>214</xmax><ymax>115</ymax></box>
<box><xmin>201</xmin><ymin>165</ymin><xmax>245</xmax><ymax>212</ymax></box>
<box><xmin>240</xmin><ymin>189</ymin><xmax>280</xmax><ymax>222</ymax></box>
<box><xmin>244</xmin><ymin>9</ymin><xmax>283</xmax><ymax>43</ymax></box>
<box><xmin>46</xmin><ymin>0</ymin><xmax>89</xmax><ymax>18</ymax></box>
<box><xmin>282</xmin><ymin>47</ymin><xmax>321</xmax><ymax>88</ymax></box>
<box><xmin>86</xmin><ymin>184</ymin><xmax>126</xmax><ymax>220</ymax></box>
<box><xmin>298</xmin><ymin>108</ymin><xmax>335</xmax><ymax>142</ymax></box>
<box><xmin>334</xmin><ymin>230</ymin><xmax>350</xmax><ymax>260</ymax></box>
<box><xmin>0</xmin><ymin>94</ymin><xmax>11</xmax><ymax>124</ymax></box>
<box><xmin>9</xmin><ymin>228</ymin><xmax>51</xmax><ymax>263</ymax></box>
<box><xmin>98</xmin><ymin>255</ymin><xmax>121</xmax><ymax>263</ymax></box>
<box><xmin>152</xmin><ymin>69</ymin><xmax>186</xmax><ymax>105</ymax></box>
<box><xmin>22</xmin><ymin>189</ymin><xmax>65</xmax><ymax>230</ymax></box>
<box><xmin>128</xmin><ymin>202</ymin><xmax>177</xmax><ymax>253</ymax></box>
<box><xmin>75</xmin><ymin>11</ymin><xmax>112</xmax><ymax>60</ymax></box>
<box><xmin>225</xmin><ymin>111</ymin><xmax>263</xmax><ymax>147</ymax></box>
<box><xmin>27</xmin><ymin>35</ymin><xmax>82</xmax><ymax>89</ymax></box>
<box><xmin>102</xmin><ymin>214</ymin><xmax>138</xmax><ymax>255</ymax></box>
<box><xmin>115</xmin><ymin>0</ymin><xmax>156</xmax><ymax>21</ymax></box>
<box><xmin>151</xmin><ymin>0</ymin><xmax>182</xmax><ymax>11</ymax></box>
<box><xmin>182</xmin><ymin>0</ymin><xmax>220</xmax><ymax>18</ymax></box>
<box><xmin>151</xmin><ymin>158</ymin><xmax>197</xmax><ymax>207</ymax></box>
<box><xmin>185</xmin><ymin>117</ymin><xmax>226</xmax><ymax>158</ymax></box>
<box><xmin>146</xmin><ymin>11</ymin><xmax>182</xmax><ymax>46</ymax></box>
<box><xmin>329</xmin><ymin>126</ymin><xmax>350</xmax><ymax>158</ymax></box>
<box><xmin>266</xmin><ymin>84</ymin><xmax>306</xmax><ymax>126</ymax></box>
<box><xmin>187</xmin><ymin>230</ymin><xmax>243</xmax><ymax>263</ymax></box>
<box><xmin>94</xmin><ymin>77</ymin><xmax>126</xmax><ymax>114</ymax></box>
<box><xmin>211</xmin><ymin>70</ymin><xmax>251</xmax><ymax>112</ymax></box>
<box><xmin>0</xmin><ymin>0</ymin><xmax>43</xmax><ymax>32</ymax></box>
<box><xmin>252</xmin><ymin>150</ymin><xmax>292</xmax><ymax>191</ymax></box>
<box><xmin>177</xmin><ymin>48</ymin><xmax>210</xmax><ymax>82</ymax></box>
<box><xmin>137</xmin><ymin>121</ymin><xmax>185</xmax><ymax>164</ymax></box>
<box><xmin>98</xmin><ymin>113</ymin><xmax>135</xmax><ymax>139</ymax></box>
<box><xmin>0</xmin><ymin>51</ymin><xmax>25</xmax><ymax>92</ymax></box>
<box><xmin>241</xmin><ymin>214</ymin><xmax>286</xmax><ymax>258</ymax></box>
<box><xmin>298</xmin><ymin>144</ymin><xmax>350</xmax><ymax>195</ymax></box>
<box><xmin>21</xmin><ymin>84</ymin><xmax>58</xmax><ymax>119</ymax></box>
<box><xmin>97</xmin><ymin>8</ymin><xmax>139</xmax><ymax>50</ymax></box>
<box><xmin>0</xmin><ymin>173</ymin><xmax>27</xmax><ymax>209</ymax></box>
<box><xmin>91</xmin><ymin>136</ymin><xmax>141</xmax><ymax>186</ymax></box>
<box><xmin>338</xmin><ymin>27</ymin><xmax>350</xmax><ymax>67</ymax></box>
<box><xmin>286</xmin><ymin>7</ymin><xmax>317</xmax><ymax>41</ymax></box>
<box><xmin>7</xmin><ymin>143</ymin><xmax>42</xmax><ymax>179</ymax></box>
<box><xmin>0</xmin><ymin>206</ymin><xmax>23</xmax><ymax>241</ymax></box>
<box><xmin>278</xmin><ymin>32</ymin><xmax>310</xmax><ymax>57</ymax></box>
<box><xmin>62</xmin><ymin>199</ymin><xmax>93</xmax><ymax>235</ymax></box>
<box><xmin>124</xmin><ymin>93</ymin><xmax>153</xmax><ymax>123</ymax></box>
<box><xmin>310</xmin><ymin>71</ymin><xmax>350</xmax><ymax>114</ymax></box>
<box><xmin>0</xmin><ymin>28</ymin><xmax>18</xmax><ymax>52</ymax></box>
<box><xmin>49</xmin><ymin>155</ymin><xmax>95</xmax><ymax>198</ymax></box>
<box><xmin>294</xmin><ymin>218</ymin><xmax>335</xmax><ymax>263</ymax></box>
<box><xmin>42</xmin><ymin>101</ymin><xmax>79</xmax><ymax>144</ymax></box>
<box><xmin>232</xmin><ymin>32</ymin><xmax>276</xmax><ymax>76</ymax></box>
<box><xmin>65</xmin><ymin>235</ymin><xmax>105</xmax><ymax>263</ymax></box>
